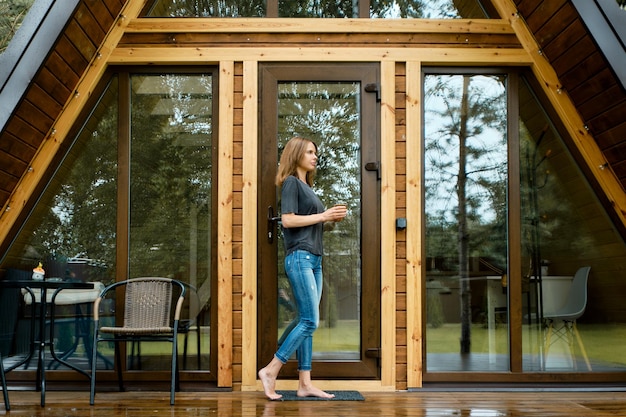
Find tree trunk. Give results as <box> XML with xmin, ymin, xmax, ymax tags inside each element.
<box><xmin>458</xmin><ymin>75</ymin><xmax>471</xmax><ymax>354</ymax></box>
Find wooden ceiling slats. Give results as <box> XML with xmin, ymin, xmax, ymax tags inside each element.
<box><xmin>532</xmin><ymin>4</ymin><xmax>578</xmax><ymax>47</ymax></box>
<box><xmin>65</xmin><ymin>20</ymin><xmax>98</xmax><ymax>62</ymax></box>
<box><xmin>37</xmin><ymin>68</ymin><xmax>73</xmax><ymax>107</ymax></box>
<box><xmin>600</xmin><ymin>144</ymin><xmax>626</xmax><ymax>168</ymax></box>
<box><xmin>24</xmin><ymin>85</ymin><xmax>63</xmax><ymax>127</ymax></box>
<box><xmin>588</xmin><ymin>104</ymin><xmax>626</xmax><ymax>136</ymax></box>
<box><xmin>568</xmin><ymin>68</ymin><xmax>617</xmax><ymax>104</ymax></box>
<box><xmin>0</xmin><ymin>152</ymin><xmax>28</xmax><ymax>178</ymax></box>
<box><xmin>41</xmin><ymin>52</ymin><xmax>80</xmax><ymax>97</ymax></box>
<box><xmin>578</xmin><ymin>85</ymin><xmax>625</xmax><ymax>121</ymax></box>
<box><xmin>559</xmin><ymin>52</ymin><xmax>607</xmax><ymax>91</ymax></box>
<box><xmin>5</xmin><ymin>116</ymin><xmax>44</xmax><ymax>149</ymax></box>
<box><xmin>609</xmin><ymin>159</ymin><xmax>626</xmax><ymax>184</ymax></box>
<box><xmin>0</xmin><ymin>132</ymin><xmax>36</xmax><ymax>162</ymax></box>
<box><xmin>596</xmin><ymin>122</ymin><xmax>626</xmax><ymax>151</ymax></box>
<box><xmin>550</xmin><ymin>36</ymin><xmax>597</xmax><ymax>76</ymax></box>
<box><xmin>52</xmin><ymin>39</ymin><xmax>89</xmax><ymax>83</ymax></box>
<box><xmin>513</xmin><ymin>0</ymin><xmax>542</xmax><ymax>18</ymax></box>
<box><xmin>84</xmin><ymin>0</ymin><xmax>117</xmax><ymax>34</ymax></box>
<box><xmin>540</xmin><ymin>19</ymin><xmax>586</xmax><ymax>63</ymax></box>
<box><xmin>525</xmin><ymin>0</ymin><xmax>568</xmax><ymax>34</ymax></box>
<box><xmin>75</xmin><ymin>4</ymin><xmax>107</xmax><ymax>46</ymax></box>
<box><xmin>15</xmin><ymin>101</ymin><xmax>54</xmax><ymax>135</ymax></box>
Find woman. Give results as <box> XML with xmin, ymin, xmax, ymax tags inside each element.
<box><xmin>258</xmin><ymin>136</ymin><xmax>347</xmax><ymax>400</ymax></box>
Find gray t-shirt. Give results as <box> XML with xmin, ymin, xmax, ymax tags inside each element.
<box><xmin>280</xmin><ymin>175</ymin><xmax>325</xmax><ymax>256</ymax></box>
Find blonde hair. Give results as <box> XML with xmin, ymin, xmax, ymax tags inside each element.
<box><xmin>275</xmin><ymin>136</ymin><xmax>317</xmax><ymax>187</ymax></box>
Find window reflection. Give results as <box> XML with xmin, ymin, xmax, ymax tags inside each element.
<box><xmin>145</xmin><ymin>0</ymin><xmax>265</xmax><ymax>17</ymax></box>
<box><xmin>0</xmin><ymin>78</ymin><xmax>118</xmax><ymax>368</ymax></box>
<box><xmin>0</xmin><ymin>78</ymin><xmax>119</xmax><ymax>284</ymax></box>
<box><xmin>519</xmin><ymin>77</ymin><xmax>626</xmax><ymax>372</ymax></box>
<box><xmin>278</xmin><ymin>0</ymin><xmax>358</xmax><ymax>17</ymax></box>
<box><xmin>129</xmin><ymin>73</ymin><xmax>214</xmax><ymax>371</ymax></box>
<box><xmin>143</xmin><ymin>0</ymin><xmax>491</xmax><ymax>18</ymax></box>
<box><xmin>277</xmin><ymin>81</ymin><xmax>362</xmax><ymax>360</ymax></box>
<box><xmin>424</xmin><ymin>73</ymin><xmax>509</xmax><ymax>372</ymax></box>
<box><xmin>370</xmin><ymin>0</ymin><xmax>488</xmax><ymax>18</ymax></box>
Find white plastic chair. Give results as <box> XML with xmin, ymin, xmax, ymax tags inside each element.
<box><xmin>543</xmin><ymin>266</ymin><xmax>592</xmax><ymax>371</ymax></box>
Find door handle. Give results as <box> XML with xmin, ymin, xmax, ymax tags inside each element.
<box><xmin>267</xmin><ymin>206</ymin><xmax>281</xmax><ymax>243</ymax></box>
<box><xmin>365</xmin><ymin>161</ymin><xmax>381</xmax><ymax>180</ymax></box>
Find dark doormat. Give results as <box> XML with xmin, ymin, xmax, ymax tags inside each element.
<box><xmin>274</xmin><ymin>390</ymin><xmax>364</xmax><ymax>401</ymax></box>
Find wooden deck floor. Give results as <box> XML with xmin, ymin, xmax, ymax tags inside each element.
<box><xmin>2</xmin><ymin>389</ymin><xmax>626</xmax><ymax>416</ymax></box>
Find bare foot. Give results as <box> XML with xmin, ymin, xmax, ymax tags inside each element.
<box><xmin>297</xmin><ymin>385</ymin><xmax>335</xmax><ymax>399</ymax></box>
<box><xmin>259</xmin><ymin>367</ymin><xmax>282</xmax><ymax>400</ymax></box>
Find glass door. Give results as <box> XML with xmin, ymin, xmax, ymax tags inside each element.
<box><xmin>258</xmin><ymin>63</ymin><xmax>380</xmax><ymax>379</ymax></box>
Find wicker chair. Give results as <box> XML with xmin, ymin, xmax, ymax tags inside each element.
<box><xmin>1</xmin><ymin>349</ymin><xmax>9</xmax><ymax>410</ymax></box>
<box><xmin>129</xmin><ymin>282</ymin><xmax>207</xmax><ymax>371</ymax></box>
<box><xmin>89</xmin><ymin>278</ymin><xmax>186</xmax><ymax>406</ymax></box>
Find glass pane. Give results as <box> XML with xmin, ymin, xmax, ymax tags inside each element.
<box><xmin>424</xmin><ymin>74</ymin><xmax>508</xmax><ymax>371</ymax></box>
<box><xmin>278</xmin><ymin>0</ymin><xmax>358</xmax><ymax>17</ymax></box>
<box><xmin>129</xmin><ymin>73</ymin><xmax>214</xmax><ymax>370</ymax></box>
<box><xmin>144</xmin><ymin>0</ymin><xmax>265</xmax><ymax>17</ymax></box>
<box><xmin>277</xmin><ymin>82</ymin><xmax>361</xmax><ymax>360</ymax></box>
<box><xmin>370</xmin><ymin>0</ymin><xmax>489</xmax><ymax>18</ymax></box>
<box><xmin>519</xmin><ymin>78</ymin><xmax>626</xmax><ymax>372</ymax></box>
<box><xmin>0</xmin><ymin>78</ymin><xmax>118</xmax><ymax>368</ymax></box>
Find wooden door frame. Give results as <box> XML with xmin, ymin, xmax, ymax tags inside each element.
<box><xmin>256</xmin><ymin>62</ymin><xmax>382</xmax><ymax>379</ymax></box>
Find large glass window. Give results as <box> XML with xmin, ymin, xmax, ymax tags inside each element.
<box><xmin>370</xmin><ymin>0</ymin><xmax>488</xmax><ymax>18</ymax></box>
<box><xmin>144</xmin><ymin>0</ymin><xmax>265</xmax><ymax>17</ymax></box>
<box><xmin>1</xmin><ymin>79</ymin><xmax>119</xmax><ymax>284</ymax></box>
<box><xmin>424</xmin><ymin>72</ymin><xmax>508</xmax><ymax>372</ymax></box>
<box><xmin>0</xmin><ymin>71</ymin><xmax>217</xmax><ymax>377</ymax></box>
<box><xmin>143</xmin><ymin>0</ymin><xmax>490</xmax><ymax>18</ymax></box>
<box><xmin>519</xmin><ymin>78</ymin><xmax>626</xmax><ymax>373</ymax></box>
<box><xmin>128</xmin><ymin>73</ymin><xmax>214</xmax><ymax>371</ymax></box>
<box><xmin>423</xmin><ymin>70</ymin><xmax>626</xmax><ymax>376</ymax></box>
<box><xmin>0</xmin><ymin>78</ymin><xmax>118</xmax><ymax>366</ymax></box>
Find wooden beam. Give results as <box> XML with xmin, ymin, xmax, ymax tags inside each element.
<box><xmin>491</xmin><ymin>0</ymin><xmax>626</xmax><ymax>228</ymax></box>
<box><xmin>241</xmin><ymin>60</ymin><xmax>258</xmax><ymax>390</ymax></box>
<box><xmin>124</xmin><ymin>17</ymin><xmax>515</xmax><ymax>34</ymax></box>
<box><xmin>108</xmin><ymin>47</ymin><xmax>530</xmax><ymax>65</ymax></box>
<box><xmin>405</xmin><ymin>61</ymin><xmax>423</xmax><ymax>389</ymax></box>
<box><xmin>380</xmin><ymin>60</ymin><xmax>396</xmax><ymax>389</ymax></box>
<box><xmin>217</xmin><ymin>61</ymin><xmax>235</xmax><ymax>387</ymax></box>
<box><xmin>0</xmin><ymin>1</ymin><xmax>144</xmax><ymax>251</ymax></box>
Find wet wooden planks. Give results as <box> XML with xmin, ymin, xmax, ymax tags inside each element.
<box><xmin>2</xmin><ymin>390</ymin><xmax>626</xmax><ymax>416</ymax></box>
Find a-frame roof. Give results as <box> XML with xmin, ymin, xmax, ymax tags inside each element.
<box><xmin>0</xmin><ymin>0</ymin><xmax>624</xmax><ymax>247</ymax></box>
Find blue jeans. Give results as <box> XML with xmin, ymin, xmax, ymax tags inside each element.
<box><xmin>274</xmin><ymin>250</ymin><xmax>323</xmax><ymax>371</ymax></box>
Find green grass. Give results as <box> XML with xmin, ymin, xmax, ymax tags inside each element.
<box><xmin>89</xmin><ymin>321</ymin><xmax>626</xmax><ymax>369</ymax></box>
<box><xmin>426</xmin><ymin>322</ymin><xmax>626</xmax><ymax>366</ymax></box>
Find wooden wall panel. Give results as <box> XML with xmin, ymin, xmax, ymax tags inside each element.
<box><xmin>232</xmin><ymin>61</ymin><xmax>244</xmax><ymax>386</ymax></box>
<box><xmin>395</xmin><ymin>62</ymin><xmax>408</xmax><ymax>390</ymax></box>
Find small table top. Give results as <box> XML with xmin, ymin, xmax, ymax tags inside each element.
<box><xmin>0</xmin><ymin>280</ymin><xmax>95</xmax><ymax>289</ymax></box>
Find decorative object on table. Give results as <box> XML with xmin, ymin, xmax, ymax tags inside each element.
<box><xmin>32</xmin><ymin>262</ymin><xmax>45</xmax><ymax>281</ymax></box>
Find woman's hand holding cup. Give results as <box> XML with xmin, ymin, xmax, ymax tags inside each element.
<box><xmin>331</xmin><ymin>203</ymin><xmax>347</xmax><ymax>222</ymax></box>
